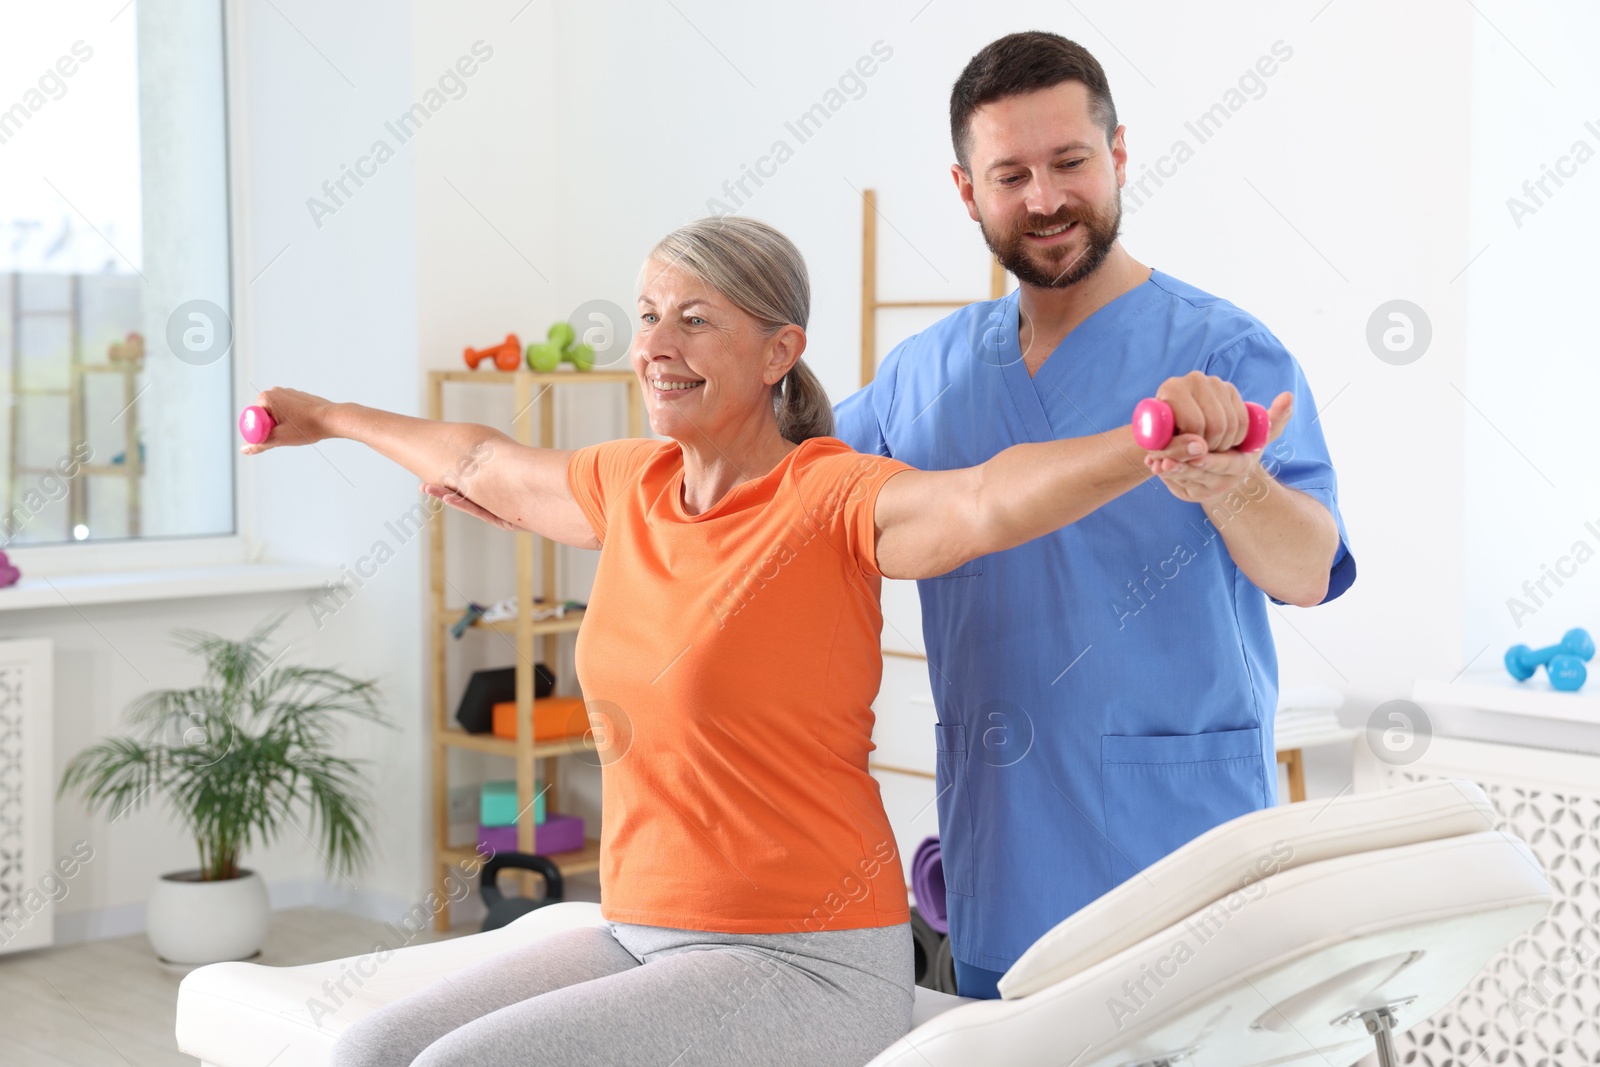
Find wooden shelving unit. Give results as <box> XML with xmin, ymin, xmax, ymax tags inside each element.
<box><xmin>6</xmin><ymin>273</ymin><xmax>144</xmax><ymax>540</ymax></box>
<box><xmin>427</xmin><ymin>367</ymin><xmax>643</xmax><ymax>930</ymax></box>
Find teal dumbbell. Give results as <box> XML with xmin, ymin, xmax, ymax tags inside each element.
<box><xmin>1505</xmin><ymin>628</ymin><xmax>1593</xmax><ymax>689</ymax></box>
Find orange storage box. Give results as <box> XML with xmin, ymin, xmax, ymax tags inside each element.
<box><xmin>491</xmin><ymin>695</ymin><xmax>590</xmax><ymax>742</ymax></box>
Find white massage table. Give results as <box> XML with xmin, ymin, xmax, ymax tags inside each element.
<box><xmin>176</xmin><ymin>780</ymin><xmax>1550</xmax><ymax>1066</ymax></box>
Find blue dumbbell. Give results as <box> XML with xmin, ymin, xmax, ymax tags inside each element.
<box><xmin>1505</xmin><ymin>627</ymin><xmax>1594</xmax><ymax>683</ymax></box>
<box><xmin>1546</xmin><ymin>654</ymin><xmax>1588</xmax><ymax>692</ymax></box>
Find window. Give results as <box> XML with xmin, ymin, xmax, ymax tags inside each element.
<box><xmin>0</xmin><ymin>1</ymin><xmax>233</xmax><ymax>550</ymax></box>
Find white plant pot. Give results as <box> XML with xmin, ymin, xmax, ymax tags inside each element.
<box><xmin>146</xmin><ymin>868</ymin><xmax>270</xmax><ymax>964</ymax></box>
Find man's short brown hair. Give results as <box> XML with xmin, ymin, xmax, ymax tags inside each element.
<box><xmin>950</xmin><ymin>32</ymin><xmax>1118</xmax><ymax>170</ymax></box>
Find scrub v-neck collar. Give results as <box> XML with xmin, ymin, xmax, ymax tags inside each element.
<box><xmin>991</xmin><ymin>274</ymin><xmax>1161</xmax><ymax>442</ymax></box>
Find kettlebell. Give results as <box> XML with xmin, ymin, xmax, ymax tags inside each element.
<box><xmin>480</xmin><ymin>852</ymin><xmax>565</xmax><ymax>932</ymax></box>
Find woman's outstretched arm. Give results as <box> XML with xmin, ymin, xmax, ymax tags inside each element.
<box><xmin>872</xmin><ymin>375</ymin><xmax>1291</xmax><ymax>581</ymax></box>
<box><xmin>241</xmin><ymin>388</ymin><xmax>599</xmax><ymax>549</ymax></box>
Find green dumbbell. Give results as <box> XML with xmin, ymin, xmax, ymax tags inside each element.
<box><xmin>566</xmin><ymin>343</ymin><xmax>594</xmax><ymax>371</ymax></box>
<box><xmin>525</xmin><ymin>341</ymin><xmax>561</xmax><ymax>372</ymax></box>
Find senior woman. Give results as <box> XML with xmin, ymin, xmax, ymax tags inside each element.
<box><xmin>243</xmin><ymin>217</ymin><xmax>1274</xmax><ymax>1067</ymax></box>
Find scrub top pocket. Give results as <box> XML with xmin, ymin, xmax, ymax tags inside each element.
<box><xmin>1100</xmin><ymin>726</ymin><xmax>1268</xmax><ymax>885</ymax></box>
<box><xmin>934</xmin><ymin>722</ymin><xmax>976</xmax><ymax>896</ymax></box>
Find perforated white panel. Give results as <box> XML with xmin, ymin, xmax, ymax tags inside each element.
<box><xmin>0</xmin><ymin>640</ymin><xmax>54</xmax><ymax>955</ymax></box>
<box><xmin>1366</xmin><ymin>741</ymin><xmax>1600</xmax><ymax>1066</ymax></box>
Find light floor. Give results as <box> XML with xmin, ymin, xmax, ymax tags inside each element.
<box><xmin>0</xmin><ymin>889</ymin><xmax>598</xmax><ymax>1066</ymax></box>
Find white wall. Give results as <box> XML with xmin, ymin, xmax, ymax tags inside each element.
<box><xmin>231</xmin><ymin>0</ymin><xmax>430</xmax><ymax>918</ymax></box>
<box><xmin>1458</xmin><ymin>2</ymin><xmax>1600</xmax><ymax>749</ymax></box>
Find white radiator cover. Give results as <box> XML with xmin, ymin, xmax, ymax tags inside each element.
<box><xmin>1356</xmin><ymin>735</ymin><xmax>1600</xmax><ymax>1066</ymax></box>
<box><xmin>0</xmin><ymin>638</ymin><xmax>55</xmax><ymax>955</ymax></box>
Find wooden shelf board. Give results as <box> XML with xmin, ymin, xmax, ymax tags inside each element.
<box><xmin>429</xmin><ymin>369</ymin><xmax>635</xmax><ymax>386</ymax></box>
<box><xmin>437</xmin><ymin>726</ymin><xmax>593</xmax><ymax>759</ymax></box>
<box><xmin>1272</xmin><ymin>727</ymin><xmax>1361</xmax><ymax>751</ymax></box>
<box><xmin>438</xmin><ymin>606</ymin><xmax>585</xmax><ymax>636</ymax></box>
<box><xmin>439</xmin><ymin>838</ymin><xmax>602</xmax><ymax>876</ymax></box>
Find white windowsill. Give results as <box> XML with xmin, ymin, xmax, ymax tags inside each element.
<box><xmin>1413</xmin><ymin>670</ymin><xmax>1600</xmax><ymax>725</ymax></box>
<box><xmin>0</xmin><ymin>562</ymin><xmax>333</xmax><ymax>612</ymax></box>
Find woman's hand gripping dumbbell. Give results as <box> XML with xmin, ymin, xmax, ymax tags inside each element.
<box><xmin>238</xmin><ymin>388</ymin><xmax>340</xmax><ymax>453</ymax></box>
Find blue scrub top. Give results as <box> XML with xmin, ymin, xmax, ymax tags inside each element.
<box><xmin>834</xmin><ymin>269</ymin><xmax>1355</xmax><ymax>973</ymax></box>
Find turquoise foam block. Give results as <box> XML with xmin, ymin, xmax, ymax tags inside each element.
<box><xmin>481</xmin><ymin>779</ymin><xmax>544</xmax><ymax>826</ymax></box>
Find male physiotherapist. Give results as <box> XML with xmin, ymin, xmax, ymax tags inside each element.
<box><xmin>832</xmin><ymin>31</ymin><xmax>1355</xmax><ymax>999</ymax></box>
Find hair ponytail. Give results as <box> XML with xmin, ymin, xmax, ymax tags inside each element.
<box><xmin>776</xmin><ymin>359</ymin><xmax>834</xmax><ymax>444</ymax></box>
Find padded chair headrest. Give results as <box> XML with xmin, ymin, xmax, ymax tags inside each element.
<box><xmin>1000</xmin><ymin>779</ymin><xmax>1496</xmax><ymax>999</ymax></box>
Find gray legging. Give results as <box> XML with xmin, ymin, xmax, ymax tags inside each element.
<box><xmin>330</xmin><ymin>919</ymin><xmax>914</xmax><ymax>1067</ymax></box>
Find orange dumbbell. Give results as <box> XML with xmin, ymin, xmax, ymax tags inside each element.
<box><xmin>464</xmin><ymin>333</ymin><xmax>522</xmax><ymax>371</ymax></box>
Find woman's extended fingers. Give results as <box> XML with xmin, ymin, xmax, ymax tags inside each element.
<box><xmin>1145</xmin><ymin>432</ymin><xmax>1209</xmax><ymax>472</ymax></box>
<box><xmin>1264</xmin><ymin>391</ymin><xmax>1294</xmax><ymax>444</ymax></box>
<box><xmin>421</xmin><ymin>483</ymin><xmax>521</xmax><ymax>531</ymax></box>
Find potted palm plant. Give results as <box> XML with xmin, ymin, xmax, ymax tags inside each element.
<box><xmin>60</xmin><ymin>613</ymin><xmax>388</xmax><ymax>964</ymax></box>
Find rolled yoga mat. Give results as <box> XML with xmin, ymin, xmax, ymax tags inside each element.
<box><xmin>908</xmin><ymin>907</ymin><xmax>945</xmax><ymax>990</ymax></box>
<box><xmin>932</xmin><ymin>932</ymin><xmax>959</xmax><ymax>995</ymax></box>
<box><xmin>910</xmin><ymin>835</ymin><xmax>948</xmax><ymax>934</ymax></box>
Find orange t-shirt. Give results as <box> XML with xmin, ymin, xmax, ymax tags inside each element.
<box><xmin>567</xmin><ymin>436</ymin><xmax>914</xmax><ymax>934</ymax></box>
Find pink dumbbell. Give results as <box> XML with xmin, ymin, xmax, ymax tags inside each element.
<box><xmin>1131</xmin><ymin>397</ymin><xmax>1269</xmax><ymax>454</ymax></box>
<box><xmin>239</xmin><ymin>405</ymin><xmax>276</xmax><ymax>444</ymax></box>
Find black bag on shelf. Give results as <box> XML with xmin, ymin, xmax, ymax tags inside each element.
<box><xmin>455</xmin><ymin>665</ymin><xmax>555</xmax><ymax>734</ymax></box>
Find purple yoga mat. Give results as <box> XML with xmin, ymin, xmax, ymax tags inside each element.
<box><xmin>478</xmin><ymin>812</ymin><xmax>585</xmax><ymax>856</ymax></box>
<box><xmin>910</xmin><ymin>835</ymin><xmax>947</xmax><ymax>934</ymax></box>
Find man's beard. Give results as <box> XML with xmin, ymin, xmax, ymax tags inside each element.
<box><xmin>980</xmin><ymin>189</ymin><xmax>1122</xmax><ymax>290</ymax></box>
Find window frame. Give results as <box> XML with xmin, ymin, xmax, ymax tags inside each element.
<box><xmin>6</xmin><ymin>0</ymin><xmax>255</xmax><ymax>579</ymax></box>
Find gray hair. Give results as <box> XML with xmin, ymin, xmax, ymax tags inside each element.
<box><xmin>646</xmin><ymin>216</ymin><xmax>834</xmax><ymax>444</ymax></box>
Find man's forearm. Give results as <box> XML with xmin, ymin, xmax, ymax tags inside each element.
<box><xmin>324</xmin><ymin>404</ymin><xmax>502</xmax><ymax>489</ymax></box>
<box><xmin>1209</xmin><ymin>467</ymin><xmax>1339</xmax><ymax>607</ymax></box>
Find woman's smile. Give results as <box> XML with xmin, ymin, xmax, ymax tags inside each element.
<box><xmin>647</xmin><ymin>373</ymin><xmax>705</xmax><ymax>400</ymax></box>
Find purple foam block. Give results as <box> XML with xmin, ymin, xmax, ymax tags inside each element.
<box><xmin>477</xmin><ymin>823</ymin><xmax>518</xmax><ymax>855</ymax></box>
<box><xmin>478</xmin><ymin>813</ymin><xmax>585</xmax><ymax>857</ymax></box>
